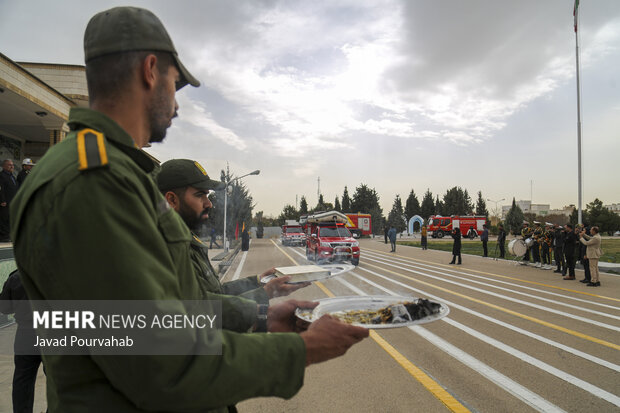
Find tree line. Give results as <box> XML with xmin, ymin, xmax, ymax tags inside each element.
<box><xmin>273</xmin><ymin>185</ymin><xmax>490</xmax><ymax>235</ymax></box>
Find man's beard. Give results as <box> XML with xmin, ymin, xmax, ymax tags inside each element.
<box><xmin>178</xmin><ymin>204</ymin><xmax>210</xmax><ymax>231</ymax></box>
<box><xmin>148</xmin><ymin>82</ymin><xmax>176</xmax><ymax>143</ymax></box>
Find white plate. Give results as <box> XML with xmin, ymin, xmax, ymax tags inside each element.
<box><xmin>261</xmin><ymin>264</ymin><xmax>355</xmax><ymax>284</ymax></box>
<box><xmin>295</xmin><ymin>295</ymin><xmax>449</xmax><ymax>329</ymax></box>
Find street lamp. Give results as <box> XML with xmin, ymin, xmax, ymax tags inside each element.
<box><xmin>487</xmin><ymin>198</ymin><xmax>505</xmax><ymax>220</ymax></box>
<box><xmin>223</xmin><ymin>169</ymin><xmax>260</xmax><ymax>251</ymax></box>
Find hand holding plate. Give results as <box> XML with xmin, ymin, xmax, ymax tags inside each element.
<box><xmin>300</xmin><ymin>315</ymin><xmax>369</xmax><ymax>366</ymax></box>
<box><xmin>267</xmin><ymin>300</ymin><xmax>318</xmax><ymax>333</ymax></box>
<box><xmin>263</xmin><ymin>276</ymin><xmax>311</xmax><ymax>298</ymax></box>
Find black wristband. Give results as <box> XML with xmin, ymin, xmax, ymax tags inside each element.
<box><xmin>256</xmin><ymin>304</ymin><xmax>268</xmax><ymax>332</ymax></box>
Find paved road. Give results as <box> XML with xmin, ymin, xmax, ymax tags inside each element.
<box><xmin>235</xmin><ymin>238</ymin><xmax>620</xmax><ymax>413</ymax></box>
<box><xmin>1</xmin><ymin>238</ymin><xmax>617</xmax><ymax>412</ymax></box>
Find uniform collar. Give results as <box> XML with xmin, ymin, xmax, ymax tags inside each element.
<box><xmin>67</xmin><ymin>107</ymin><xmax>156</xmax><ymax>173</ymax></box>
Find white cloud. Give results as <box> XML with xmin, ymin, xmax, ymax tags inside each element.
<box><xmin>176</xmin><ymin>94</ymin><xmax>247</xmax><ymax>151</ymax></box>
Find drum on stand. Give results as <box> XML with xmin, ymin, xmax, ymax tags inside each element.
<box><xmin>508</xmin><ymin>239</ymin><xmax>527</xmax><ymax>257</ymax></box>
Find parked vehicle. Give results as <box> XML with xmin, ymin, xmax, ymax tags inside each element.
<box><xmin>427</xmin><ymin>215</ymin><xmax>487</xmax><ymax>239</ymax></box>
<box><xmin>344</xmin><ymin>213</ymin><xmax>372</xmax><ymax>238</ymax></box>
<box><xmin>305</xmin><ymin>211</ymin><xmax>360</xmax><ymax>265</ymax></box>
<box><xmin>281</xmin><ymin>220</ymin><xmax>305</xmax><ymax>246</ymax></box>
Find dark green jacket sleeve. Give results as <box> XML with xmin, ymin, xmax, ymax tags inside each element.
<box><xmin>222</xmin><ymin>277</ymin><xmax>270</xmax><ymax>305</ymax></box>
<box><xmin>11</xmin><ymin>142</ymin><xmax>306</xmax><ymax>411</ymax></box>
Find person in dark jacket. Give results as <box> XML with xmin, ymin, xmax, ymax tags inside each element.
<box><xmin>384</xmin><ymin>225</ymin><xmax>389</xmax><ymax>244</ymax></box>
<box><xmin>481</xmin><ymin>224</ymin><xmax>489</xmax><ymax>257</ymax></box>
<box><xmin>553</xmin><ymin>224</ymin><xmax>565</xmax><ymax>274</ymax></box>
<box><xmin>497</xmin><ymin>224</ymin><xmax>506</xmax><ymax>258</ymax></box>
<box><xmin>17</xmin><ymin>158</ymin><xmax>35</xmax><ymax>187</ymax></box>
<box><xmin>0</xmin><ymin>270</ymin><xmax>43</xmax><ymax>413</ymax></box>
<box><xmin>241</xmin><ymin>228</ymin><xmax>250</xmax><ymax>251</ymax></box>
<box><xmin>388</xmin><ymin>226</ymin><xmax>397</xmax><ymax>252</ymax></box>
<box><xmin>0</xmin><ymin>159</ymin><xmax>18</xmax><ymax>242</ymax></box>
<box><xmin>563</xmin><ymin>224</ymin><xmax>577</xmax><ymax>279</ymax></box>
<box><xmin>209</xmin><ymin>227</ymin><xmax>220</xmax><ymax>249</ymax></box>
<box><xmin>449</xmin><ymin>228</ymin><xmax>462</xmax><ymax>264</ymax></box>
<box><xmin>578</xmin><ymin>225</ymin><xmax>591</xmax><ymax>284</ymax></box>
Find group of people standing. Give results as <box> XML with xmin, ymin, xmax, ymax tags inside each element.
<box><xmin>520</xmin><ymin>221</ymin><xmax>603</xmax><ymax>287</ymax></box>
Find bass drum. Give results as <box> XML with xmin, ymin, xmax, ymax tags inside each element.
<box><xmin>508</xmin><ymin>239</ymin><xmax>527</xmax><ymax>257</ymax></box>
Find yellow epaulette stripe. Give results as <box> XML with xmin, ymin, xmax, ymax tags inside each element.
<box><xmin>77</xmin><ymin>129</ymin><xmax>108</xmax><ymax>171</ymax></box>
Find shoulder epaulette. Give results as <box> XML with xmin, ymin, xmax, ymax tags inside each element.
<box><xmin>76</xmin><ymin>128</ymin><xmax>109</xmax><ymax>171</ymax></box>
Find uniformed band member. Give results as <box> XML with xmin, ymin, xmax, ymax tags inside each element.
<box><xmin>521</xmin><ymin>221</ymin><xmax>533</xmax><ymax>263</ymax></box>
<box><xmin>553</xmin><ymin>223</ymin><xmax>565</xmax><ymax>274</ymax></box>
<box><xmin>540</xmin><ymin>222</ymin><xmax>554</xmax><ymax>268</ymax></box>
<box><xmin>10</xmin><ymin>7</ymin><xmax>368</xmax><ymax>412</ymax></box>
<box><xmin>531</xmin><ymin>221</ymin><xmax>543</xmax><ymax>267</ymax></box>
<box><xmin>156</xmin><ymin>159</ymin><xmax>309</xmax><ymax>304</ymax></box>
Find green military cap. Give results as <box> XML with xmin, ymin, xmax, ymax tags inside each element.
<box><xmin>157</xmin><ymin>159</ymin><xmax>225</xmax><ymax>192</ymax></box>
<box><xmin>84</xmin><ymin>6</ymin><xmax>200</xmax><ymax>90</ymax></box>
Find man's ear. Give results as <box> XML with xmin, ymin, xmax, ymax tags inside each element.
<box><xmin>164</xmin><ymin>191</ymin><xmax>179</xmax><ymax>210</ymax></box>
<box><xmin>141</xmin><ymin>54</ymin><xmax>159</xmax><ymax>90</ymax></box>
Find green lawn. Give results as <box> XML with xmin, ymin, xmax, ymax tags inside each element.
<box><xmin>398</xmin><ymin>238</ymin><xmax>620</xmax><ymax>263</ymax></box>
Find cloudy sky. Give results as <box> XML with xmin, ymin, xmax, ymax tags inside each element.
<box><xmin>2</xmin><ymin>0</ymin><xmax>619</xmax><ymax>217</ymax></box>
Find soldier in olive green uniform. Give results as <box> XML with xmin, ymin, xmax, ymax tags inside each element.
<box><xmin>156</xmin><ymin>159</ymin><xmax>309</xmax><ymax>306</ymax></box>
<box><xmin>10</xmin><ymin>7</ymin><xmax>368</xmax><ymax>412</ymax></box>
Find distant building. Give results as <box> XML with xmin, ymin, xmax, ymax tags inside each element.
<box><xmin>502</xmin><ymin>200</ymin><xmax>551</xmax><ymax>217</ymax></box>
<box><xmin>606</xmin><ymin>203</ymin><xmax>620</xmax><ymax>215</ymax></box>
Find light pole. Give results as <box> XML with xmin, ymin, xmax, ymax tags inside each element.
<box><xmin>487</xmin><ymin>198</ymin><xmax>505</xmax><ymax>221</ymax></box>
<box><xmin>223</xmin><ymin>169</ymin><xmax>260</xmax><ymax>252</ymax></box>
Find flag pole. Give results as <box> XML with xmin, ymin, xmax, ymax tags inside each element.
<box><xmin>574</xmin><ymin>0</ymin><xmax>583</xmax><ymax>225</ymax></box>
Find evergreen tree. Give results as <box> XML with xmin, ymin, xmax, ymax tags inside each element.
<box><xmin>420</xmin><ymin>189</ymin><xmax>435</xmax><ymax>219</ymax></box>
<box><xmin>207</xmin><ymin>167</ymin><xmax>254</xmax><ymax>239</ymax></box>
<box><xmin>585</xmin><ymin>199</ymin><xmax>620</xmax><ymax>234</ymax></box>
<box><xmin>278</xmin><ymin>204</ymin><xmax>299</xmax><ymax>226</ymax></box>
<box><xmin>475</xmin><ymin>191</ymin><xmax>489</xmax><ymax>218</ymax></box>
<box><xmin>404</xmin><ymin>190</ymin><xmax>421</xmax><ymax>221</ymax></box>
<box><xmin>442</xmin><ymin>187</ymin><xmax>473</xmax><ymax>215</ymax></box>
<box><xmin>316</xmin><ymin>194</ymin><xmax>325</xmax><ymax>211</ymax></box>
<box><xmin>435</xmin><ymin>195</ymin><xmax>445</xmax><ymax>216</ymax></box>
<box><xmin>505</xmin><ymin>197</ymin><xmax>525</xmax><ymax>235</ymax></box>
<box><xmin>351</xmin><ymin>184</ymin><xmax>383</xmax><ymax>235</ymax></box>
<box><xmin>299</xmin><ymin>196</ymin><xmax>308</xmax><ymax>214</ymax></box>
<box><xmin>341</xmin><ymin>186</ymin><xmax>351</xmax><ymax>212</ymax></box>
<box><xmin>334</xmin><ymin>196</ymin><xmax>341</xmax><ymax>212</ymax></box>
<box><xmin>387</xmin><ymin>195</ymin><xmax>406</xmax><ymax>233</ymax></box>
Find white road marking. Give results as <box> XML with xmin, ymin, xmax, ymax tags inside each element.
<box><xmin>351</xmin><ymin>267</ymin><xmax>620</xmax><ymax>372</ymax></box>
<box><xmin>361</xmin><ymin>254</ymin><xmax>620</xmax><ymax>332</ymax></box>
<box><xmin>363</xmin><ymin>249</ymin><xmax>620</xmax><ymax>312</ymax></box>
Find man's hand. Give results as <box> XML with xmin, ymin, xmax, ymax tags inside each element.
<box><xmin>267</xmin><ymin>300</ymin><xmax>318</xmax><ymax>333</ymax></box>
<box><xmin>300</xmin><ymin>315</ymin><xmax>369</xmax><ymax>366</ymax></box>
<box><xmin>259</xmin><ymin>267</ymin><xmax>276</xmax><ymax>280</ymax></box>
<box><xmin>263</xmin><ymin>276</ymin><xmax>310</xmax><ymax>299</ymax></box>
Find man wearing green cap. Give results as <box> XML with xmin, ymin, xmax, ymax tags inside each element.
<box><xmin>157</xmin><ymin>159</ymin><xmax>309</xmax><ymax>309</ymax></box>
<box><xmin>10</xmin><ymin>6</ymin><xmax>368</xmax><ymax>412</ymax></box>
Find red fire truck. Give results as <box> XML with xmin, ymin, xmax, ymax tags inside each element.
<box><xmin>427</xmin><ymin>215</ymin><xmax>487</xmax><ymax>239</ymax></box>
<box><xmin>281</xmin><ymin>220</ymin><xmax>306</xmax><ymax>246</ymax></box>
<box><xmin>344</xmin><ymin>213</ymin><xmax>372</xmax><ymax>238</ymax></box>
<box><xmin>304</xmin><ymin>211</ymin><xmax>360</xmax><ymax>265</ymax></box>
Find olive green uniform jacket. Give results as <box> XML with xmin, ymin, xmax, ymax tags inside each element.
<box><xmin>190</xmin><ymin>235</ymin><xmax>269</xmax><ymax>305</ymax></box>
<box><xmin>10</xmin><ymin>108</ymin><xmax>305</xmax><ymax>412</ymax></box>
